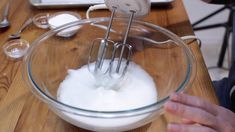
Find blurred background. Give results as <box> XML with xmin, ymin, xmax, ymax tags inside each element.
<box><xmin>183</xmin><ymin>0</ymin><xmax>230</xmax><ymax>81</ymax></box>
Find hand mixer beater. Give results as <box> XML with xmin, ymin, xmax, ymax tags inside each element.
<box><xmin>88</xmin><ymin>0</ymin><xmax>151</xmax><ymax>78</ymax></box>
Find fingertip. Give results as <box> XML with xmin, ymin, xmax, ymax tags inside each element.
<box><xmin>164</xmin><ymin>101</ymin><xmax>169</xmax><ymax>110</ymax></box>
<box><xmin>167</xmin><ymin>123</ymin><xmax>179</xmax><ymax>132</ymax></box>
<box><xmin>170</xmin><ymin>93</ymin><xmax>180</xmax><ymax>101</ymax></box>
<box><xmin>180</xmin><ymin>91</ymin><xmax>185</xmax><ymax>94</ymax></box>
<box><xmin>164</xmin><ymin>101</ymin><xmax>177</xmax><ymax>111</ymax></box>
<box><xmin>181</xmin><ymin>118</ymin><xmax>195</xmax><ymax>124</ymax></box>
<box><xmin>164</xmin><ymin>101</ymin><xmax>171</xmax><ymax>113</ymax></box>
<box><xmin>169</xmin><ymin>93</ymin><xmax>176</xmax><ymax>99</ymax></box>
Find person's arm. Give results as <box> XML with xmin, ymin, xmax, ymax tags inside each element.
<box><xmin>164</xmin><ymin>93</ymin><xmax>235</xmax><ymax>132</ymax></box>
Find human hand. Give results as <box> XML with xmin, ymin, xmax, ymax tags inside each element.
<box><xmin>164</xmin><ymin>93</ymin><xmax>235</xmax><ymax>132</ymax></box>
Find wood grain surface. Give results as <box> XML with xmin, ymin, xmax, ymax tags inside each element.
<box><xmin>0</xmin><ymin>0</ymin><xmax>218</xmax><ymax>132</ymax></box>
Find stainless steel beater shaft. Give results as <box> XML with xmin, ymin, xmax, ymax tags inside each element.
<box><xmin>95</xmin><ymin>7</ymin><xmax>116</xmax><ymax>72</ymax></box>
<box><xmin>115</xmin><ymin>11</ymin><xmax>135</xmax><ymax>73</ymax></box>
<box><xmin>89</xmin><ymin>8</ymin><xmax>135</xmax><ymax>77</ymax></box>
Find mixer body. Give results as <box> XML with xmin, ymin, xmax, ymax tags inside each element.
<box><xmin>104</xmin><ymin>0</ymin><xmax>151</xmax><ymax>17</ymax></box>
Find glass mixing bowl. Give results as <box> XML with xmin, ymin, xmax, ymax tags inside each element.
<box><xmin>23</xmin><ymin>17</ymin><xmax>196</xmax><ymax>132</ymax></box>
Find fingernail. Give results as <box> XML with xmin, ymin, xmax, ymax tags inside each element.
<box><xmin>170</xmin><ymin>93</ymin><xmax>179</xmax><ymax>101</ymax></box>
<box><xmin>168</xmin><ymin>124</ymin><xmax>179</xmax><ymax>131</ymax></box>
<box><xmin>165</xmin><ymin>102</ymin><xmax>177</xmax><ymax>110</ymax></box>
<box><xmin>173</xmin><ymin>94</ymin><xmax>178</xmax><ymax>100</ymax></box>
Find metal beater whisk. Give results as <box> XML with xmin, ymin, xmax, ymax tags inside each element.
<box><xmin>88</xmin><ymin>7</ymin><xmax>135</xmax><ymax>77</ymax></box>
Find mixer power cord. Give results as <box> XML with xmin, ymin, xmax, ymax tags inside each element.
<box><xmin>86</xmin><ymin>4</ymin><xmax>202</xmax><ymax>47</ymax></box>
<box><xmin>86</xmin><ymin>4</ymin><xmax>108</xmax><ymax>19</ymax></box>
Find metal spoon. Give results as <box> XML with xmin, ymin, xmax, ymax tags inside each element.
<box><xmin>0</xmin><ymin>2</ymin><xmax>10</xmax><ymax>29</ymax></box>
<box><xmin>8</xmin><ymin>18</ymin><xmax>33</xmax><ymax>39</ymax></box>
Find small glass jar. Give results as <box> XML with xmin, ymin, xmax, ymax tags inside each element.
<box><xmin>33</xmin><ymin>13</ymin><xmax>50</xmax><ymax>29</ymax></box>
<box><xmin>3</xmin><ymin>39</ymin><xmax>29</xmax><ymax>59</ymax></box>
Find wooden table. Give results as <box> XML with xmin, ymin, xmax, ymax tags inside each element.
<box><xmin>0</xmin><ymin>0</ymin><xmax>219</xmax><ymax>131</ymax></box>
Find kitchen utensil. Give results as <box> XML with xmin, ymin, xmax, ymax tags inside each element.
<box><xmin>88</xmin><ymin>0</ymin><xmax>150</xmax><ymax>77</ymax></box>
<box><xmin>3</xmin><ymin>39</ymin><xmax>29</xmax><ymax>59</ymax></box>
<box><xmin>23</xmin><ymin>17</ymin><xmax>196</xmax><ymax>132</ymax></box>
<box><xmin>8</xmin><ymin>18</ymin><xmax>33</xmax><ymax>39</ymax></box>
<box><xmin>33</xmin><ymin>13</ymin><xmax>50</xmax><ymax>29</ymax></box>
<box><xmin>0</xmin><ymin>2</ymin><xmax>10</xmax><ymax>29</ymax></box>
<box><xmin>88</xmin><ymin>8</ymin><xmax>133</xmax><ymax>77</ymax></box>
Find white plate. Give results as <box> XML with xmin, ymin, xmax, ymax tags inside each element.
<box><xmin>29</xmin><ymin>0</ymin><xmax>174</xmax><ymax>9</ymax></box>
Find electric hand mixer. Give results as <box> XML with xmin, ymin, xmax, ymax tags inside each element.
<box><xmin>88</xmin><ymin>0</ymin><xmax>151</xmax><ymax>79</ymax></box>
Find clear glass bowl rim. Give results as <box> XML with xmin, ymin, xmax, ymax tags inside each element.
<box><xmin>23</xmin><ymin>17</ymin><xmax>196</xmax><ymax>118</ymax></box>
